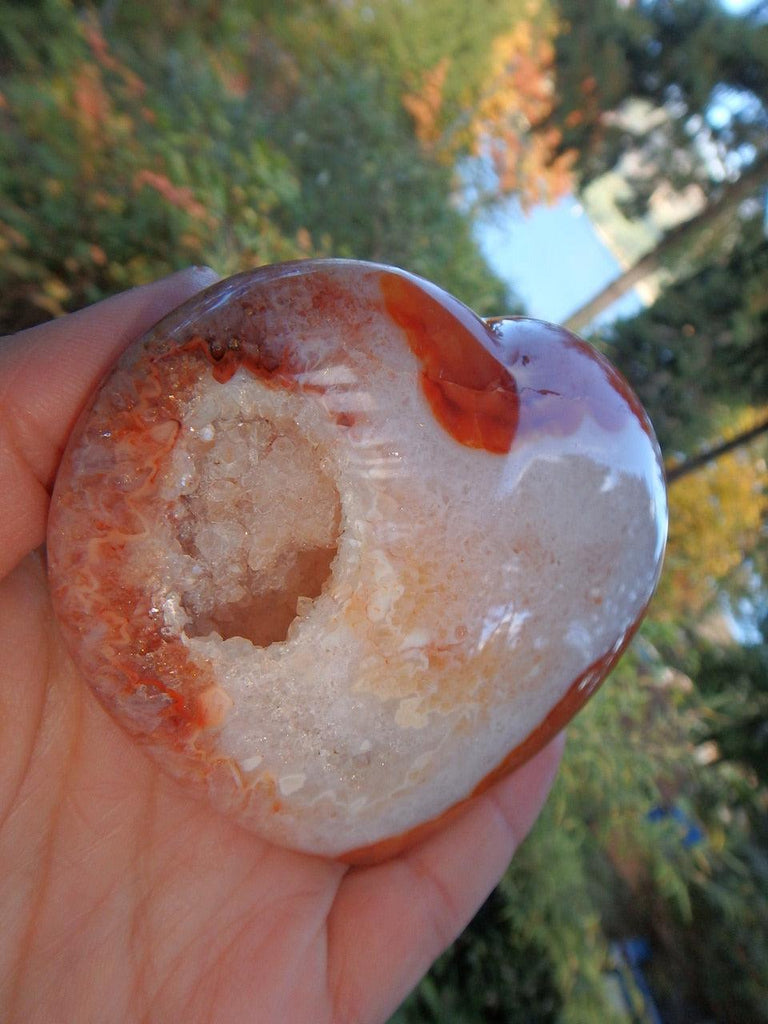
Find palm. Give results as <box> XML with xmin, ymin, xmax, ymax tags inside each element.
<box><xmin>0</xmin><ymin>270</ymin><xmax>562</xmax><ymax>1024</ymax></box>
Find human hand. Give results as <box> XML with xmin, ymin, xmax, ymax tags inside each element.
<box><xmin>0</xmin><ymin>268</ymin><xmax>563</xmax><ymax>1024</ymax></box>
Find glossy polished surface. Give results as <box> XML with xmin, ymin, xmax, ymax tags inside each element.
<box><xmin>47</xmin><ymin>260</ymin><xmax>667</xmax><ymax>858</ymax></box>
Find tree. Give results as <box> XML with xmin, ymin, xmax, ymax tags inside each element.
<box><xmin>592</xmin><ymin>214</ymin><xmax>768</xmax><ymax>453</ymax></box>
<box><xmin>563</xmin><ymin>151</ymin><xmax>768</xmax><ymax>334</ymax></box>
<box><xmin>0</xmin><ymin>0</ymin><xmax>514</xmax><ymax>331</ymax></box>
<box><xmin>262</xmin><ymin>59</ymin><xmax>510</xmax><ymax>315</ymax></box>
<box><xmin>694</xmin><ymin>629</ymin><xmax>768</xmax><ymax>786</ymax></box>
<box><xmin>450</xmin><ymin>14</ymin><xmax>577</xmax><ymax>210</ymax></box>
<box><xmin>0</xmin><ymin>6</ymin><xmax>309</xmax><ymax>329</ymax></box>
<box><xmin>546</xmin><ymin>0</ymin><xmax>768</xmax><ymax>196</ymax></box>
<box><xmin>657</xmin><ymin>421</ymin><xmax>768</xmax><ymax>620</ymax></box>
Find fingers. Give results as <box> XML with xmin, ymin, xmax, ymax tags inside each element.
<box><xmin>327</xmin><ymin>733</ymin><xmax>565</xmax><ymax>1024</ymax></box>
<box><xmin>0</xmin><ymin>267</ymin><xmax>219</xmax><ymax>580</ymax></box>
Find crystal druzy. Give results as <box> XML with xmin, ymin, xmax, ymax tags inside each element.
<box><xmin>47</xmin><ymin>260</ymin><xmax>667</xmax><ymax>860</ymax></box>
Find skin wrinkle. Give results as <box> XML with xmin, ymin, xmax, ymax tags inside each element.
<box><xmin>246</xmin><ymin>879</ymin><xmax>339</xmax><ymax>1022</ymax></box>
<box><xmin>129</xmin><ymin>803</ymin><xmax>219</xmax><ymax>1016</ymax></box>
<box><xmin>58</xmin><ymin>761</ymin><xmax>206</xmax><ymax>1020</ymax></box>
<box><xmin>154</xmin><ymin>889</ymin><xmax>260</xmax><ymax>1008</ymax></box>
<box><xmin>146</xmin><ymin>880</ymin><xmax>322</xmax><ymax>1024</ymax></box>
<box><xmin>0</xmin><ymin>406</ymin><xmax>45</xmax><ymax>492</ymax></box>
<box><xmin>0</xmin><ymin>369</ymin><xmax>66</xmax><ymax>491</ymax></box>
<box><xmin>75</xmin><ymin>725</ymin><xmax>294</xmax><ymax>1021</ymax></box>
<box><xmin>127</xmin><ymin>800</ymin><xmax>304</xmax><ymax>1019</ymax></box>
<box><xmin>219</xmin><ymin>873</ymin><xmax>338</xmax><ymax>1022</ymax></box>
<box><xmin>0</xmin><ymin>559</ymin><xmax>50</xmax><ymax>835</ymax></box>
<box><xmin>0</xmin><ymin>572</ymin><xmax>64</xmax><ymax>980</ymax></box>
<box><xmin>402</xmin><ymin>851</ymin><xmax>469</xmax><ymax>953</ymax></box>
<box><xmin>198</xmin><ymin>901</ymin><xmax>309</xmax><ymax>1019</ymax></box>
<box><xmin>26</xmin><ymin>712</ymin><xmax>105</xmax><ymax>1005</ymax></box>
<box><xmin>325</xmin><ymin>866</ymin><xmax>393</xmax><ymax>1024</ymax></box>
<box><xmin>4</xmin><ymin>663</ymin><xmax>82</xmax><ymax>1020</ymax></box>
<box><xmin>172</xmin><ymin>915</ymin><xmax>262</xmax><ymax>1024</ymax></box>
<box><xmin>327</xmin><ymin>940</ymin><xmax>375</xmax><ymax>1024</ymax></box>
<box><xmin>176</xmin><ymin>975</ymin><xmax>223</xmax><ymax>1024</ymax></box>
<box><xmin>0</xmin><ymin>439</ymin><xmax>49</xmax><ymax>580</ymax></box>
<box><xmin>28</xmin><ymin>856</ymin><xmax>124</xmax><ymax>962</ymax></box>
<box><xmin>482</xmin><ymin>786</ymin><xmax>525</xmax><ymax>854</ymax></box>
<box><xmin>149</xmin><ymin>830</ymin><xmax>261</xmax><ymax>951</ymax></box>
<box><xmin>127</xmin><ymin>773</ymin><xmax>168</xmax><ymax>1024</ymax></box>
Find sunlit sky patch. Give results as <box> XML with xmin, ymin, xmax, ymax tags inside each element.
<box><xmin>476</xmin><ymin>196</ymin><xmax>642</xmax><ymax>325</ymax></box>
<box><xmin>720</xmin><ymin>0</ymin><xmax>761</xmax><ymax>9</ymax></box>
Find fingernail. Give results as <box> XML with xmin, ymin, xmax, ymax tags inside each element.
<box><xmin>186</xmin><ymin>265</ymin><xmax>221</xmax><ymax>287</ymax></box>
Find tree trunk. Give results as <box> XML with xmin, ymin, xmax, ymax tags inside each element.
<box><xmin>666</xmin><ymin>416</ymin><xmax>768</xmax><ymax>485</ymax></box>
<box><xmin>563</xmin><ymin>152</ymin><xmax>768</xmax><ymax>335</ymax></box>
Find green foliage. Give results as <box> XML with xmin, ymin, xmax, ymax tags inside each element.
<box><xmin>548</xmin><ymin>0</ymin><xmax>768</xmax><ymax>193</ymax></box>
<box><xmin>0</xmin><ymin>5</ymin><xmax>306</xmax><ymax>328</ymax></box>
<box><xmin>677</xmin><ymin>844</ymin><xmax>768</xmax><ymax>1024</ymax></box>
<box><xmin>300</xmin><ymin>0</ymin><xmax>539</xmax><ymax>124</ymax></box>
<box><xmin>391</xmin><ymin>888</ymin><xmax>563</xmax><ymax>1024</ymax></box>
<box><xmin>631</xmin><ymin>621</ymin><xmax>768</xmax><ymax>1023</ymax></box>
<box><xmin>597</xmin><ymin>215</ymin><xmax>768</xmax><ymax>452</ymax></box>
<box><xmin>264</xmin><ymin>60</ymin><xmax>509</xmax><ymax>315</ymax></box>
<box><xmin>693</xmin><ymin>634</ymin><xmax>768</xmax><ymax>786</ymax></box>
<box><xmin>0</xmin><ymin>0</ymin><xmax>512</xmax><ymax>332</ymax></box>
<box><xmin>0</xmin><ymin>0</ymin><xmax>77</xmax><ymax>72</ymax></box>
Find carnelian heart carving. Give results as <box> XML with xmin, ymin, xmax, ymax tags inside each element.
<box><xmin>48</xmin><ymin>260</ymin><xmax>667</xmax><ymax>860</ymax></box>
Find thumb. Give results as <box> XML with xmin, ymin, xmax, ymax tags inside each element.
<box><xmin>0</xmin><ymin>266</ymin><xmax>220</xmax><ymax>580</ymax></box>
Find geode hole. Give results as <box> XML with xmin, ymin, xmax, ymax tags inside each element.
<box><xmin>175</xmin><ymin>414</ymin><xmax>341</xmax><ymax>647</ymax></box>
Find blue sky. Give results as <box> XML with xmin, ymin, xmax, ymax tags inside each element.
<box><xmin>476</xmin><ymin>197</ymin><xmax>642</xmax><ymax>326</ymax></box>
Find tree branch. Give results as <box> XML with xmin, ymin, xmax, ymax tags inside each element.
<box><xmin>666</xmin><ymin>414</ymin><xmax>768</xmax><ymax>484</ymax></box>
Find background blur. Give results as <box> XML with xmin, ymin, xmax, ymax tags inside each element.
<box><xmin>2</xmin><ymin>1</ymin><xmax>767</xmax><ymax>1020</ymax></box>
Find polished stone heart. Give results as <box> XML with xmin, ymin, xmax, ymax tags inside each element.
<box><xmin>47</xmin><ymin>260</ymin><xmax>667</xmax><ymax>860</ymax></box>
